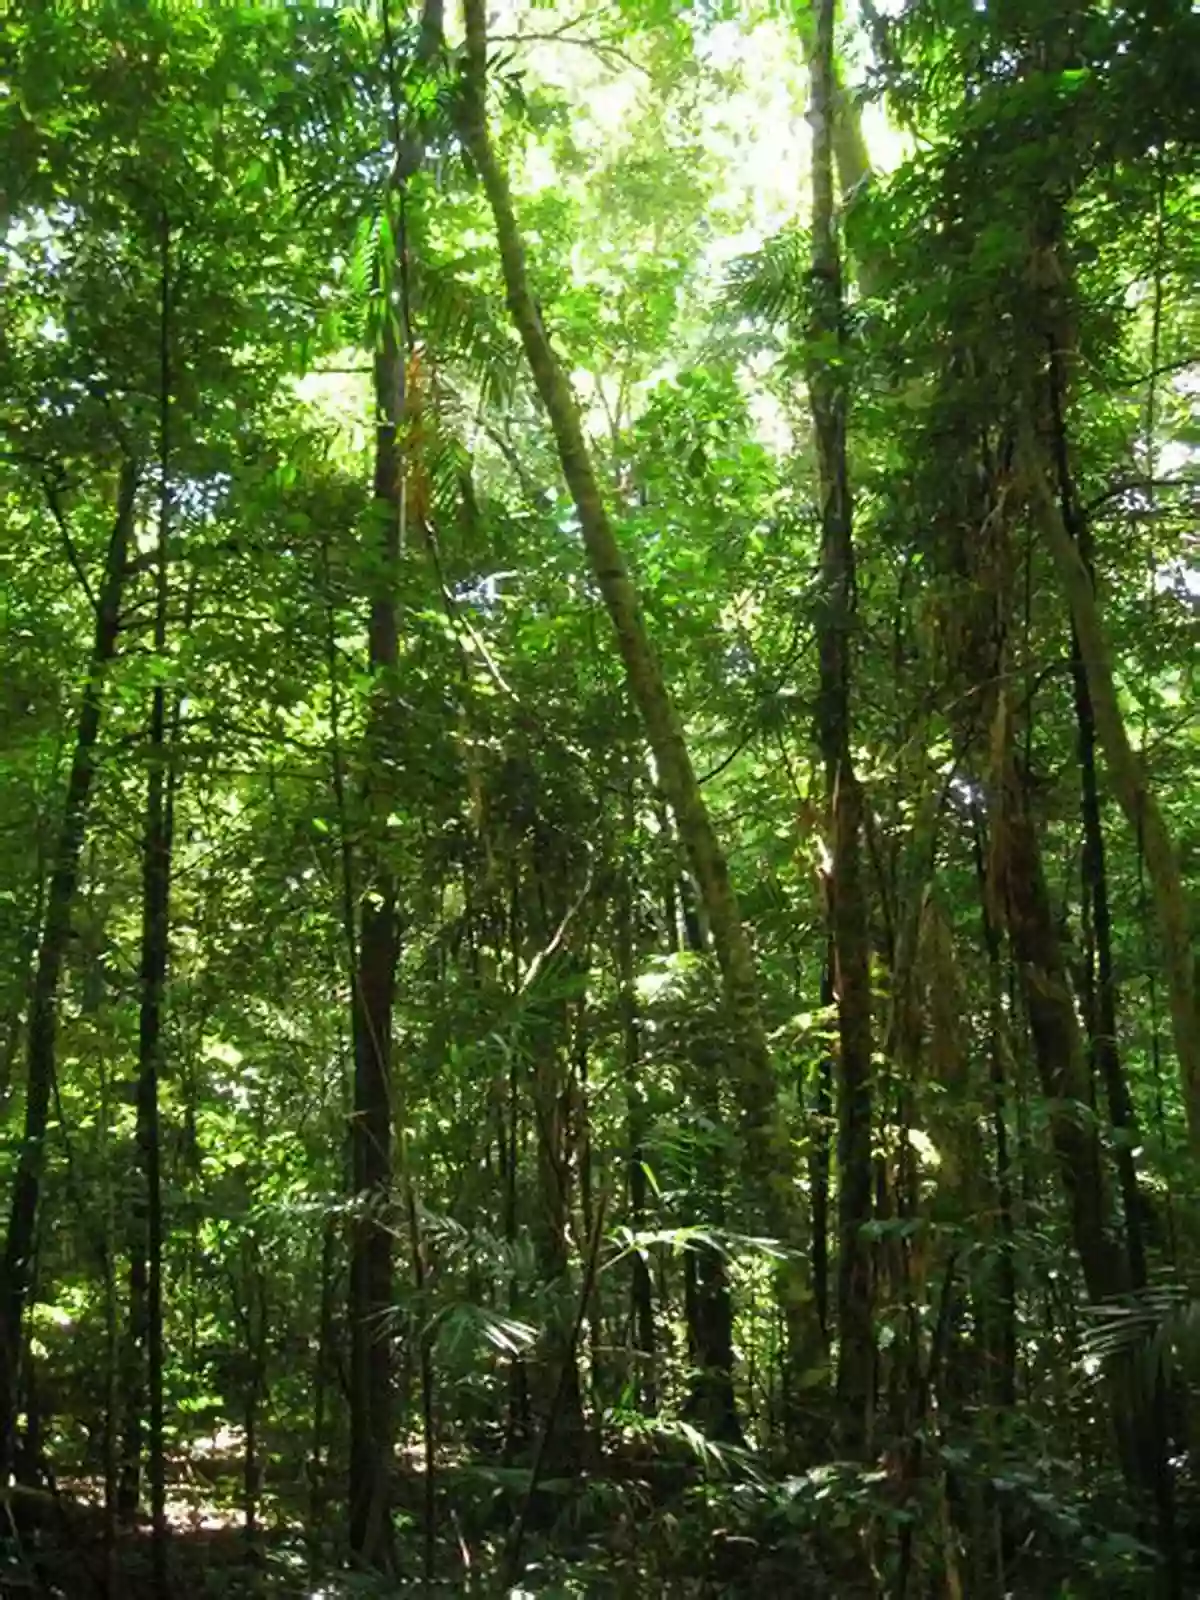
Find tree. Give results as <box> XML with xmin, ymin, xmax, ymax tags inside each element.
<box><xmin>804</xmin><ymin>0</ymin><xmax>875</xmax><ymax>1456</ymax></box>
<box><xmin>0</xmin><ymin>1</ymin><xmax>1197</xmax><ymax>1594</ymax></box>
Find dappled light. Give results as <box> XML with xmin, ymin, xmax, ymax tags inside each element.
<box><xmin>1</xmin><ymin>0</ymin><xmax>1197</xmax><ymax>1595</ymax></box>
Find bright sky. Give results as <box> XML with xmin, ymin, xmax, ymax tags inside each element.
<box><xmin>299</xmin><ymin>2</ymin><xmax>908</xmax><ymax>461</ymax></box>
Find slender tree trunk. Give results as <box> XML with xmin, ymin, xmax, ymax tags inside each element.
<box><xmin>989</xmin><ymin>700</ymin><xmax>1127</xmax><ymax>1307</ymax></box>
<box><xmin>617</xmin><ymin>798</ymin><xmax>655</xmax><ymax>1411</ymax></box>
<box><xmin>0</xmin><ymin>865</ymin><xmax>44</xmax><ymax>1111</ymax></box>
<box><xmin>121</xmin><ymin>220</ymin><xmax>174</xmax><ymax>1600</ymax></box>
<box><xmin>792</xmin><ymin>6</ymin><xmax>872</xmax><ymax>201</ymax></box>
<box><xmin>402</xmin><ymin>1171</ymin><xmax>436</xmax><ymax>1588</ymax></box>
<box><xmin>1022</xmin><ymin>441</ymin><xmax>1199</xmax><ymax>1148</ymax></box>
<box><xmin>0</xmin><ymin>458</ymin><xmax>139</xmax><ymax>1479</ymax></box>
<box><xmin>1070</xmin><ymin>607</ymin><xmax>1148</xmax><ymax>1286</ymax></box>
<box><xmin>347</xmin><ymin>3</ymin><xmax>443</xmax><ymax>1563</ymax></box>
<box><xmin>347</xmin><ymin>298</ymin><xmax>402</xmax><ymax>1564</ymax></box>
<box><xmin>986</xmin><ymin>697</ymin><xmax>1172</xmax><ymax>1533</ymax></box>
<box><xmin>576</xmin><ymin>1008</ymin><xmax>604</xmax><ymax>1424</ymax></box>
<box><xmin>674</xmin><ymin>891</ymin><xmax>743</xmax><ymax>1445</ymax></box>
<box><xmin>809</xmin><ymin>947</ymin><xmax>834</xmax><ymax>1347</ymax></box>
<box><xmin>307</xmin><ymin>1211</ymin><xmax>337</xmax><ymax>1548</ymax></box>
<box><xmin>98</xmin><ymin>1051</ymin><xmax>120</xmax><ymax>1585</ymax></box>
<box><xmin>971</xmin><ymin>814</ymin><xmax>1018</xmax><ymax>1416</ymax></box>
<box><xmin>1039</xmin><ymin>361</ymin><xmax>1154</xmax><ymax>1279</ymax></box>
<box><xmin>458</xmin><ymin>0</ymin><xmax>810</xmax><ymax>1383</ymax></box>
<box><xmin>239</xmin><ymin>1237</ymin><xmax>268</xmax><ymax>1549</ymax></box>
<box><xmin>524</xmin><ymin>863</ymin><xmax>587</xmax><ymax>1468</ymax></box>
<box><xmin>1043</xmin><ymin>354</ymin><xmax>1176</xmax><ymax>1580</ymax></box>
<box><xmin>806</xmin><ymin>0</ymin><xmax>874</xmax><ymax>1456</ymax></box>
<box><xmin>684</xmin><ymin>1232</ymin><xmax>741</xmax><ymax>1446</ymax></box>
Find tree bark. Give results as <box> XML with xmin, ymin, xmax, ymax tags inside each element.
<box><xmin>1072</xmin><ymin>636</ymin><xmax>1148</xmax><ymax>1281</ymax></box>
<box><xmin>678</xmin><ymin>910</ymin><xmax>743</xmax><ymax>1446</ymax></box>
<box><xmin>0</xmin><ymin>458</ymin><xmax>139</xmax><ymax>1478</ymax></box>
<box><xmin>806</xmin><ymin>0</ymin><xmax>875</xmax><ymax>1457</ymax></box>
<box><xmin>971</xmin><ymin>811</ymin><xmax>1018</xmax><ymax>1414</ymax></box>
<box><xmin>792</xmin><ymin>10</ymin><xmax>871</xmax><ymax>200</ymax></box>
<box><xmin>809</xmin><ymin>950</ymin><xmax>834</xmax><ymax>1346</ymax></box>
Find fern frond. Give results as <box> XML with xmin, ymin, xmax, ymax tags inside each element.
<box><xmin>723</xmin><ymin>227</ymin><xmax>812</xmax><ymax>330</ymax></box>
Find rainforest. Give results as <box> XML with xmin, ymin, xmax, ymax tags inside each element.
<box><xmin>0</xmin><ymin>0</ymin><xmax>1197</xmax><ymax>1594</ymax></box>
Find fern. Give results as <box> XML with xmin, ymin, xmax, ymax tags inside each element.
<box><xmin>1080</xmin><ymin>1278</ymin><xmax>1200</xmax><ymax>1392</ymax></box>
<box><xmin>723</xmin><ymin>227</ymin><xmax>812</xmax><ymax>331</ymax></box>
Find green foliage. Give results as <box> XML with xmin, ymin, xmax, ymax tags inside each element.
<box><xmin>0</xmin><ymin>0</ymin><xmax>1197</xmax><ymax>1594</ymax></box>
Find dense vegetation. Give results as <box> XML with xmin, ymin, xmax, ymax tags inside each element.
<box><xmin>1</xmin><ymin>0</ymin><xmax>1197</xmax><ymax>1594</ymax></box>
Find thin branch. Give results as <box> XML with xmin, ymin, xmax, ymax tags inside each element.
<box><xmin>479</xmin><ymin>420</ymin><xmax>547</xmax><ymax>509</ymax></box>
<box><xmin>697</xmin><ymin>727</ymin><xmax>759</xmax><ymax>786</ymax></box>
<box><xmin>1085</xmin><ymin>476</ymin><xmax>1190</xmax><ymax>515</ymax></box>
<box><xmin>490</xmin><ymin>20</ymin><xmax>649</xmax><ymax>76</ymax></box>
<box><xmin>40</xmin><ymin>474</ymin><xmax>98</xmax><ymax>613</ymax></box>
<box><xmin>501</xmin><ymin>1188</ymin><xmax>608</xmax><ymax>1590</ymax></box>
<box><xmin>518</xmin><ymin>849</ymin><xmax>595</xmax><ymax>999</ymax></box>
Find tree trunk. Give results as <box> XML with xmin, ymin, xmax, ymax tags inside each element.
<box><xmin>524</xmin><ymin>861</ymin><xmax>587</xmax><ymax>1469</ymax></box>
<box><xmin>1069</xmin><ymin>590</ymin><xmax>1148</xmax><ymax>1287</ymax></box>
<box><xmin>971</xmin><ymin>811</ymin><xmax>1018</xmax><ymax>1416</ymax></box>
<box><xmin>0</xmin><ymin>866</ymin><xmax>44</xmax><ymax>1111</ymax></box>
<box><xmin>679</xmin><ymin>901</ymin><xmax>744</xmax><ymax>1446</ymax></box>
<box><xmin>986</xmin><ymin>699</ymin><xmax>1173</xmax><ymax>1526</ymax></box>
<box><xmin>1022</xmin><ymin>440</ymin><xmax>1199</xmax><ymax>1149</ymax></box>
<box><xmin>1044</xmin><ymin>354</ymin><xmax>1175</xmax><ymax>1568</ymax></box>
<box><xmin>347</xmin><ymin>2</ymin><xmax>444</xmax><ymax>1564</ymax></box>
<box><xmin>806</xmin><ymin>0</ymin><xmax>875</xmax><ymax>1457</ymax></box>
<box><xmin>792</xmin><ymin>7</ymin><xmax>872</xmax><ymax>198</ymax></box>
<box><xmin>346</xmin><ymin>301</ymin><xmax>402</xmax><ymax>1562</ymax></box>
<box><xmin>809</xmin><ymin>951</ymin><xmax>834</xmax><ymax>1346</ymax></box>
<box><xmin>121</xmin><ymin>221</ymin><xmax>174</xmax><ymax>1600</ymax></box>
<box><xmin>989</xmin><ymin>699</ymin><xmax>1128</xmax><ymax>1307</ymax></box>
<box><xmin>307</xmin><ymin>1211</ymin><xmax>337</xmax><ymax>1549</ymax></box>
<box><xmin>684</xmin><ymin>1233</ymin><xmax>742</xmax><ymax>1446</ymax></box>
<box><xmin>617</xmin><ymin>810</ymin><xmax>656</xmax><ymax>1412</ymax></box>
<box><xmin>0</xmin><ymin>458</ymin><xmax>139</xmax><ymax>1479</ymax></box>
<box><xmin>458</xmin><ymin>0</ymin><xmax>810</xmax><ymax>1380</ymax></box>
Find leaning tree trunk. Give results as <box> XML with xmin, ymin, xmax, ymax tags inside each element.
<box><xmin>805</xmin><ymin>0</ymin><xmax>875</xmax><ymax>1458</ymax></box>
<box><xmin>457</xmin><ymin>0</ymin><xmax>810</xmax><ymax>1375</ymax></box>
<box><xmin>0</xmin><ymin>458</ymin><xmax>139</xmax><ymax>1478</ymax></box>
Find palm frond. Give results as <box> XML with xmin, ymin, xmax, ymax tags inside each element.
<box><xmin>723</xmin><ymin>227</ymin><xmax>812</xmax><ymax>330</ymax></box>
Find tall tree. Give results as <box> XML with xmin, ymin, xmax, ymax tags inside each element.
<box><xmin>804</xmin><ymin>0</ymin><xmax>875</xmax><ymax>1454</ymax></box>
<box><xmin>120</xmin><ymin>211</ymin><xmax>175</xmax><ymax>1600</ymax></box>
<box><xmin>457</xmin><ymin>0</ymin><xmax>814</xmax><ymax>1385</ymax></box>
<box><xmin>0</xmin><ymin>458</ymin><xmax>139</xmax><ymax>1476</ymax></box>
<box><xmin>347</xmin><ymin>0</ymin><xmax>444</xmax><ymax>1566</ymax></box>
